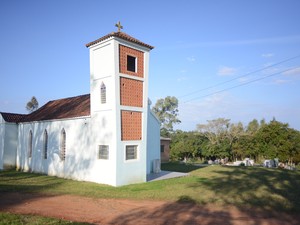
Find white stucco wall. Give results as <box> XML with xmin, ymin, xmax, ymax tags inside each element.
<box><xmin>0</xmin><ymin>115</ymin><xmax>18</xmax><ymax>170</ymax></box>
<box><xmin>90</xmin><ymin>40</ymin><xmax>116</xmax><ymax>116</ymax></box>
<box><xmin>146</xmin><ymin>110</ymin><xmax>161</xmax><ymax>174</ymax></box>
<box><xmin>0</xmin><ymin>115</ymin><xmax>4</xmax><ymax>170</ymax></box>
<box><xmin>88</xmin><ymin>38</ymin><xmax>118</xmax><ymax>186</ymax></box>
<box><xmin>16</xmin><ymin>115</ymin><xmax>117</xmax><ymax>186</ymax></box>
<box><xmin>3</xmin><ymin>123</ymin><xmax>18</xmax><ymax>169</ymax></box>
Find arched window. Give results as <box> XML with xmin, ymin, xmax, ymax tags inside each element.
<box><xmin>60</xmin><ymin>128</ymin><xmax>66</xmax><ymax>161</ymax></box>
<box><xmin>43</xmin><ymin>130</ymin><xmax>48</xmax><ymax>159</ymax></box>
<box><xmin>28</xmin><ymin>130</ymin><xmax>33</xmax><ymax>158</ymax></box>
<box><xmin>101</xmin><ymin>82</ymin><xmax>106</xmax><ymax>104</ymax></box>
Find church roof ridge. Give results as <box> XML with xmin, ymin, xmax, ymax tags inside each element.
<box><xmin>85</xmin><ymin>31</ymin><xmax>154</xmax><ymax>49</ymax></box>
<box><xmin>47</xmin><ymin>93</ymin><xmax>90</xmax><ymax>103</ymax></box>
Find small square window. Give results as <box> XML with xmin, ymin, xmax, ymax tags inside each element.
<box><xmin>127</xmin><ymin>55</ymin><xmax>136</xmax><ymax>72</ymax></box>
<box><xmin>126</xmin><ymin>145</ymin><xmax>137</xmax><ymax>160</ymax></box>
<box><xmin>98</xmin><ymin>145</ymin><xmax>109</xmax><ymax>160</ymax></box>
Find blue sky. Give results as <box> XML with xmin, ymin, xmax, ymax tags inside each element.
<box><xmin>1</xmin><ymin>0</ymin><xmax>300</xmax><ymax>131</ymax></box>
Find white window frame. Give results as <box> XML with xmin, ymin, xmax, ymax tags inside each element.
<box><xmin>125</xmin><ymin>145</ymin><xmax>138</xmax><ymax>161</ymax></box>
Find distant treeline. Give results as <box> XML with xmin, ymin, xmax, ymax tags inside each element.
<box><xmin>169</xmin><ymin>118</ymin><xmax>300</xmax><ymax>164</ymax></box>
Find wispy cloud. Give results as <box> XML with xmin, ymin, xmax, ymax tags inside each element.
<box><xmin>177</xmin><ymin>76</ymin><xmax>188</xmax><ymax>82</ymax></box>
<box><xmin>217</xmin><ymin>66</ymin><xmax>237</xmax><ymax>76</ymax></box>
<box><xmin>167</xmin><ymin>35</ymin><xmax>300</xmax><ymax>49</ymax></box>
<box><xmin>283</xmin><ymin>67</ymin><xmax>300</xmax><ymax>76</ymax></box>
<box><xmin>177</xmin><ymin>93</ymin><xmax>300</xmax><ymax>131</ymax></box>
<box><xmin>273</xmin><ymin>79</ymin><xmax>290</xmax><ymax>84</ymax></box>
<box><xmin>177</xmin><ymin>69</ymin><xmax>188</xmax><ymax>82</ymax></box>
<box><xmin>186</xmin><ymin>56</ymin><xmax>196</xmax><ymax>62</ymax></box>
<box><xmin>238</xmin><ymin>77</ymin><xmax>251</xmax><ymax>83</ymax></box>
<box><xmin>262</xmin><ymin>53</ymin><xmax>274</xmax><ymax>58</ymax></box>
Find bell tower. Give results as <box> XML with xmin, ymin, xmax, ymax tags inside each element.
<box><xmin>86</xmin><ymin>23</ymin><xmax>154</xmax><ymax>186</ymax></box>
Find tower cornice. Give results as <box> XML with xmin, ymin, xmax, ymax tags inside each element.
<box><xmin>86</xmin><ymin>31</ymin><xmax>154</xmax><ymax>50</ymax></box>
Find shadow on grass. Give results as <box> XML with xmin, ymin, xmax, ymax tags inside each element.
<box><xmin>109</xmin><ymin>198</ymin><xmax>234</xmax><ymax>225</ymax></box>
<box><xmin>109</xmin><ymin>194</ymin><xmax>300</xmax><ymax>225</ymax></box>
<box><xmin>0</xmin><ymin>170</ymin><xmax>65</xmax><ymax>209</ymax></box>
<box><xmin>161</xmin><ymin>162</ymin><xmax>208</xmax><ymax>173</ymax></box>
<box><xmin>189</xmin><ymin>166</ymin><xmax>300</xmax><ymax>212</ymax></box>
<box><xmin>0</xmin><ymin>170</ymin><xmax>65</xmax><ymax>193</ymax></box>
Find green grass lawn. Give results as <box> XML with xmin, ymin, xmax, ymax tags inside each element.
<box><xmin>1</xmin><ymin>163</ymin><xmax>300</xmax><ymax>213</ymax></box>
<box><xmin>0</xmin><ymin>212</ymin><xmax>91</xmax><ymax>225</ymax></box>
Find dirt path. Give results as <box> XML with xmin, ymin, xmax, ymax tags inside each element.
<box><xmin>0</xmin><ymin>192</ymin><xmax>299</xmax><ymax>225</ymax></box>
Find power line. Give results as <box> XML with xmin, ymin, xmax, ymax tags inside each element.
<box><xmin>184</xmin><ymin>67</ymin><xmax>299</xmax><ymax>103</ymax></box>
<box><xmin>179</xmin><ymin>54</ymin><xmax>300</xmax><ymax>99</ymax></box>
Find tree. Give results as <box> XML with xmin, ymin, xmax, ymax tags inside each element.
<box><xmin>152</xmin><ymin>96</ymin><xmax>181</xmax><ymax>135</ymax></box>
<box><xmin>26</xmin><ymin>96</ymin><xmax>39</xmax><ymax>112</ymax></box>
<box><xmin>246</xmin><ymin>119</ymin><xmax>260</xmax><ymax>135</ymax></box>
<box><xmin>196</xmin><ymin>118</ymin><xmax>232</xmax><ymax>159</ymax></box>
<box><xmin>170</xmin><ymin>131</ymin><xmax>206</xmax><ymax>161</ymax></box>
<box><xmin>231</xmin><ymin>119</ymin><xmax>262</xmax><ymax>161</ymax></box>
<box><xmin>256</xmin><ymin>119</ymin><xmax>300</xmax><ymax>163</ymax></box>
<box><xmin>228</xmin><ymin>122</ymin><xmax>245</xmax><ymax>160</ymax></box>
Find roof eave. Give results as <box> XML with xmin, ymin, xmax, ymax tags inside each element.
<box><xmin>86</xmin><ymin>32</ymin><xmax>154</xmax><ymax>50</ymax></box>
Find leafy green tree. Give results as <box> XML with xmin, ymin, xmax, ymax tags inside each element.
<box><xmin>229</xmin><ymin>122</ymin><xmax>245</xmax><ymax>160</ymax></box>
<box><xmin>256</xmin><ymin>119</ymin><xmax>300</xmax><ymax>163</ymax></box>
<box><xmin>246</xmin><ymin>119</ymin><xmax>260</xmax><ymax>135</ymax></box>
<box><xmin>152</xmin><ymin>96</ymin><xmax>181</xmax><ymax>135</ymax></box>
<box><xmin>170</xmin><ymin>131</ymin><xmax>206</xmax><ymax>161</ymax></box>
<box><xmin>26</xmin><ymin>96</ymin><xmax>39</xmax><ymax>112</ymax></box>
<box><xmin>284</xmin><ymin>128</ymin><xmax>300</xmax><ymax>163</ymax></box>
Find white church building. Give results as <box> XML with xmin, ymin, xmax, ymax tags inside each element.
<box><xmin>0</xmin><ymin>26</ymin><xmax>161</xmax><ymax>187</ymax></box>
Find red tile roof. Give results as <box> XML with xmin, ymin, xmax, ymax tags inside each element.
<box><xmin>86</xmin><ymin>31</ymin><xmax>154</xmax><ymax>50</ymax></box>
<box><xmin>20</xmin><ymin>94</ymin><xmax>90</xmax><ymax>123</ymax></box>
<box><xmin>1</xmin><ymin>94</ymin><xmax>90</xmax><ymax>123</ymax></box>
<box><xmin>0</xmin><ymin>112</ymin><xmax>26</xmax><ymax>123</ymax></box>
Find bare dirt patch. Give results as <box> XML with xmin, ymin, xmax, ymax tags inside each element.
<box><xmin>0</xmin><ymin>192</ymin><xmax>299</xmax><ymax>225</ymax></box>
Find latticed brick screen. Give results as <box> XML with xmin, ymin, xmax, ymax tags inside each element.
<box><xmin>121</xmin><ymin>110</ymin><xmax>142</xmax><ymax>141</ymax></box>
<box><xmin>119</xmin><ymin>44</ymin><xmax>144</xmax><ymax>141</ymax></box>
<box><xmin>120</xmin><ymin>77</ymin><xmax>143</xmax><ymax>107</ymax></box>
<box><xmin>119</xmin><ymin>45</ymin><xmax>144</xmax><ymax>78</ymax></box>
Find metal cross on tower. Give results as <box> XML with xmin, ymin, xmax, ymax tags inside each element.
<box><xmin>115</xmin><ymin>21</ymin><xmax>123</xmax><ymax>32</ymax></box>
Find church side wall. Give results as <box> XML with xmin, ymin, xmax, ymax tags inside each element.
<box><xmin>146</xmin><ymin>110</ymin><xmax>161</xmax><ymax>174</ymax></box>
<box><xmin>3</xmin><ymin>123</ymin><xmax>18</xmax><ymax>169</ymax></box>
<box><xmin>0</xmin><ymin>116</ymin><xmax>4</xmax><ymax>170</ymax></box>
<box><xmin>0</xmin><ymin>116</ymin><xmax>18</xmax><ymax>170</ymax></box>
<box><xmin>16</xmin><ymin>116</ymin><xmax>117</xmax><ymax>186</ymax></box>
